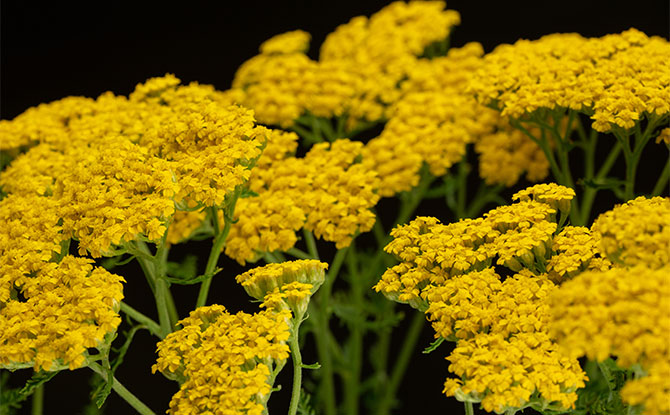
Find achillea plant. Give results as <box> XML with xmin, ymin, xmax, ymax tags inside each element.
<box><xmin>1</xmin><ymin>2</ymin><xmax>668</xmax><ymax>415</ymax></box>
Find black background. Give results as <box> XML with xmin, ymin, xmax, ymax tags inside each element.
<box><xmin>1</xmin><ymin>1</ymin><xmax>669</xmax><ymax>414</ymax></box>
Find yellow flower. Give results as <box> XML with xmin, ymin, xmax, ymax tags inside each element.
<box><xmin>0</xmin><ymin>255</ymin><xmax>124</xmax><ymax>371</ymax></box>
<box><xmin>470</xmin><ymin>29</ymin><xmax>670</xmax><ymax>132</ymax></box>
<box><xmin>620</xmin><ymin>360</ymin><xmax>670</xmax><ymax>415</ymax></box>
<box><xmin>53</xmin><ymin>137</ymin><xmax>177</xmax><ymax>257</ymax></box>
<box><xmin>546</xmin><ymin>225</ymin><xmax>609</xmax><ymax>282</ymax></box>
<box><xmin>445</xmin><ymin>332</ymin><xmax>585</xmax><ymax>413</ymax></box>
<box><xmin>260</xmin><ymin>30</ymin><xmax>311</xmax><ymax>54</ymax></box>
<box><xmin>591</xmin><ymin>196</ymin><xmax>670</xmax><ymax>268</ymax></box>
<box><xmin>236</xmin><ymin>260</ymin><xmax>327</xmax><ymax>304</ymax></box>
<box><xmin>548</xmin><ymin>265</ymin><xmax>670</xmax><ymax>368</ymax></box>
<box><xmin>226</xmin><ymin>139</ymin><xmax>380</xmax><ymax>263</ymax></box>
<box><xmin>513</xmin><ymin>183</ymin><xmax>576</xmax><ymax>215</ymax></box>
<box><xmin>153</xmin><ymin>305</ymin><xmax>291</xmax><ymax>415</ymax></box>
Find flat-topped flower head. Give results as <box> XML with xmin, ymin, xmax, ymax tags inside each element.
<box><xmin>0</xmin><ymin>255</ymin><xmax>124</xmax><ymax>371</ymax></box>
<box><xmin>444</xmin><ymin>332</ymin><xmax>586</xmax><ymax>414</ymax></box>
<box><xmin>260</xmin><ymin>30</ymin><xmax>311</xmax><ymax>54</ymax></box>
<box><xmin>546</xmin><ymin>225</ymin><xmax>611</xmax><ymax>282</ymax></box>
<box><xmin>548</xmin><ymin>265</ymin><xmax>670</xmax><ymax>368</ymax></box>
<box><xmin>513</xmin><ymin>183</ymin><xmax>576</xmax><ymax>216</ymax></box>
<box><xmin>591</xmin><ymin>196</ymin><xmax>670</xmax><ymax>268</ymax></box>
<box><xmin>236</xmin><ymin>260</ymin><xmax>328</xmax><ymax>303</ymax></box>
<box><xmin>620</xmin><ymin>360</ymin><xmax>670</xmax><ymax>415</ymax></box>
<box><xmin>470</xmin><ymin>29</ymin><xmax>670</xmax><ymax>132</ymax></box>
<box><xmin>54</xmin><ymin>137</ymin><xmax>177</xmax><ymax>257</ymax></box>
<box><xmin>153</xmin><ymin>305</ymin><xmax>290</xmax><ymax>415</ymax></box>
<box><xmin>549</xmin><ymin>264</ymin><xmax>670</xmax><ymax>414</ymax></box>
<box><xmin>226</xmin><ymin>139</ymin><xmax>380</xmax><ymax>263</ymax></box>
<box><xmin>261</xmin><ymin>281</ymin><xmax>315</xmax><ymax>316</ymax></box>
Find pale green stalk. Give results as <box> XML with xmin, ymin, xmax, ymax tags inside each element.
<box><xmin>88</xmin><ymin>363</ymin><xmax>155</xmax><ymax>415</ymax></box>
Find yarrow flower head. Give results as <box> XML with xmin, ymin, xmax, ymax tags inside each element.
<box><xmin>236</xmin><ymin>260</ymin><xmax>328</xmax><ymax>316</ymax></box>
<box><xmin>591</xmin><ymin>196</ymin><xmax>670</xmax><ymax>268</ymax></box>
<box><xmin>260</xmin><ymin>30</ymin><xmax>311</xmax><ymax>54</ymax></box>
<box><xmin>470</xmin><ymin>29</ymin><xmax>670</xmax><ymax>132</ymax></box>
<box><xmin>513</xmin><ymin>183</ymin><xmax>576</xmax><ymax>216</ymax></box>
<box><xmin>153</xmin><ymin>305</ymin><xmax>290</xmax><ymax>415</ymax></box>
<box><xmin>548</xmin><ymin>265</ymin><xmax>670</xmax><ymax>415</ymax></box>
<box><xmin>226</xmin><ymin>139</ymin><xmax>380</xmax><ymax>264</ymax></box>
<box><xmin>0</xmin><ymin>255</ymin><xmax>124</xmax><ymax>371</ymax></box>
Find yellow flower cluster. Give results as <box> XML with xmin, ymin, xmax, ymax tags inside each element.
<box><xmin>226</xmin><ymin>139</ymin><xmax>380</xmax><ymax>263</ymax></box>
<box><xmin>133</xmin><ymin>76</ymin><xmax>263</xmax><ymax>207</ymax></box>
<box><xmin>375</xmin><ymin>186</ymin><xmax>571</xmax><ymax>309</ymax></box>
<box><xmin>153</xmin><ymin>305</ymin><xmax>290</xmax><ymax>415</ymax></box>
<box><xmin>0</xmin><ymin>194</ymin><xmax>66</xmax><ymax>303</ymax></box>
<box><xmin>362</xmin><ymin>43</ymin><xmax>548</xmax><ymax>197</ymax></box>
<box><xmin>1</xmin><ymin>74</ymin><xmax>272</xmax><ymax>256</ymax></box>
<box><xmin>444</xmin><ymin>331</ymin><xmax>586</xmax><ymax>413</ymax></box>
<box><xmin>320</xmin><ymin>0</ymin><xmax>460</xmax><ymax>125</ymax></box>
<box><xmin>375</xmin><ymin>184</ymin><xmax>593</xmax><ymax>412</ymax></box>
<box><xmin>228</xmin><ymin>1</ymin><xmax>459</xmax><ymax>128</ymax></box>
<box><xmin>474</xmin><ymin>124</ymin><xmax>550</xmax><ymax>187</ymax></box>
<box><xmin>261</xmin><ymin>282</ymin><xmax>315</xmax><ymax>316</ymax></box>
<box><xmin>231</xmin><ymin>42</ymin><xmax>358</xmax><ymax>127</ymax></box>
<box><xmin>236</xmin><ymin>260</ymin><xmax>328</xmax><ymax>300</ymax></box>
<box><xmin>620</xmin><ymin>360</ymin><xmax>670</xmax><ymax>415</ymax></box>
<box><xmin>0</xmin><ymin>255</ymin><xmax>124</xmax><ymax>371</ymax></box>
<box><xmin>259</xmin><ymin>30</ymin><xmax>311</xmax><ymax>54</ymax></box>
<box><xmin>591</xmin><ymin>196</ymin><xmax>670</xmax><ymax>268</ymax></box>
<box><xmin>546</xmin><ymin>226</ymin><xmax>611</xmax><ymax>282</ymax></box>
<box><xmin>548</xmin><ymin>265</ymin><xmax>670</xmax><ymax>415</ymax></box>
<box><xmin>549</xmin><ymin>265</ymin><xmax>669</xmax><ymax>367</ymax></box>
<box><xmin>0</xmin><ymin>95</ymin><xmax>106</xmax><ymax>151</ymax></box>
<box><xmin>56</xmin><ymin>138</ymin><xmax>177</xmax><ymax>257</ymax></box>
<box><xmin>513</xmin><ymin>183</ymin><xmax>576</xmax><ymax>215</ymax></box>
<box><xmin>0</xmin><ymin>193</ymin><xmax>124</xmax><ymax>371</ymax></box>
<box><xmin>470</xmin><ymin>29</ymin><xmax>670</xmax><ymax>132</ymax></box>
<box><xmin>424</xmin><ymin>269</ymin><xmax>558</xmax><ymax>346</ymax></box>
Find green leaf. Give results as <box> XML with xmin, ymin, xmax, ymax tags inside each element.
<box><xmin>166</xmin><ymin>255</ymin><xmax>198</xmax><ymax>280</ymax></box>
<box><xmin>165</xmin><ymin>267</ymin><xmax>221</xmax><ymax>285</ymax></box>
<box><xmin>297</xmin><ymin>389</ymin><xmax>317</xmax><ymax>415</ymax></box>
<box><xmin>301</xmin><ymin>362</ymin><xmax>321</xmax><ymax>370</ymax></box>
<box><xmin>422</xmin><ymin>337</ymin><xmax>445</xmax><ymax>354</ymax></box>
<box><xmin>0</xmin><ymin>370</ymin><xmax>58</xmax><ymax>411</ymax></box>
<box><xmin>91</xmin><ymin>364</ymin><xmax>114</xmax><ymax>409</ymax></box>
<box><xmin>239</xmin><ymin>188</ymin><xmax>259</xmax><ymax>199</ymax></box>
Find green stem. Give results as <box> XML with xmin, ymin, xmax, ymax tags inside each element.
<box><xmin>290</xmin><ymin>123</ymin><xmax>322</xmax><ymax>145</ymax></box>
<box><xmin>614</xmin><ymin>130</ymin><xmax>636</xmax><ymax>200</ymax></box>
<box><xmin>580</xmin><ymin>140</ymin><xmax>621</xmax><ymax>225</ymax></box>
<box><xmin>120</xmin><ymin>302</ymin><xmax>162</xmax><ymax>337</ymax></box>
<box><xmin>262</xmin><ymin>359</ymin><xmax>287</xmax><ymax>414</ymax></box>
<box><xmin>287</xmin><ymin>247</ymin><xmax>312</xmax><ymax>260</ymax></box>
<box><xmin>88</xmin><ymin>363</ymin><xmax>156</xmax><ymax>415</ymax></box>
<box><xmin>196</xmin><ymin>191</ymin><xmax>240</xmax><ymax>309</ymax></box>
<box><xmin>456</xmin><ymin>160</ymin><xmax>468</xmax><ymax>219</ymax></box>
<box><xmin>343</xmin><ymin>248</ymin><xmax>363</xmax><ymax>415</ymax></box>
<box><xmin>313</xmin><ymin>247</ymin><xmax>348</xmax><ymax>415</ymax></box>
<box><xmin>264</xmin><ymin>252</ymin><xmax>281</xmax><ymax>263</ymax></box>
<box><xmin>652</xmin><ymin>155</ymin><xmax>670</xmax><ymax>196</ymax></box>
<box><xmin>372</xmin><ymin>215</ymin><xmax>387</xmax><ymax>248</ymax></box>
<box><xmin>396</xmin><ymin>167</ymin><xmax>435</xmax><ymax>227</ymax></box>
<box><xmin>31</xmin><ymin>384</ymin><xmax>43</xmax><ymax>415</ymax></box>
<box><xmin>464</xmin><ymin>183</ymin><xmax>505</xmax><ymax>219</ymax></box>
<box><xmin>511</xmin><ymin>119</ymin><xmax>564</xmax><ymax>184</ymax></box>
<box><xmin>303</xmin><ymin>229</ymin><xmax>320</xmax><ymax>260</ymax></box>
<box><xmin>464</xmin><ymin>401</ymin><xmax>474</xmax><ymax>415</ymax></box>
<box><xmin>376</xmin><ymin>311</ymin><xmax>425</xmax><ymax>415</ymax></box>
<box><xmin>287</xmin><ymin>318</ymin><xmax>304</xmax><ymax>415</ymax></box>
<box><xmin>133</xmin><ymin>241</ymin><xmax>178</xmax><ymax>326</ymax></box>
